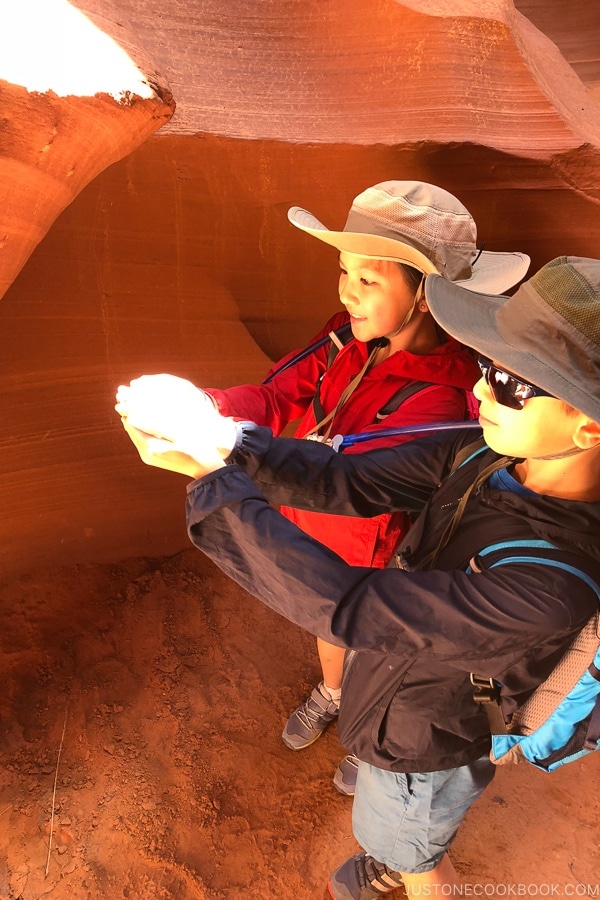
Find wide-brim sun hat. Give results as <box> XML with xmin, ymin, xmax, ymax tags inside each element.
<box><xmin>288</xmin><ymin>181</ymin><xmax>530</xmax><ymax>295</ymax></box>
<box><xmin>424</xmin><ymin>256</ymin><xmax>600</xmax><ymax>422</ymax></box>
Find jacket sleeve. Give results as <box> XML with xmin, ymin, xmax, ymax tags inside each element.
<box><xmin>203</xmin><ymin>312</ymin><xmax>348</xmax><ymax>434</ymax></box>
<box><xmin>226</xmin><ymin>420</ymin><xmax>464</xmax><ymax>516</ymax></box>
<box><xmin>185</xmin><ymin>464</ymin><xmax>594</xmax><ymax>673</ymax></box>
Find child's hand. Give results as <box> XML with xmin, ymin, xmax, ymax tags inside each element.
<box><xmin>115</xmin><ymin>374</ymin><xmax>237</xmax><ymax>462</ymax></box>
<box><xmin>120</xmin><ymin>420</ymin><xmax>223</xmax><ymax>479</ymax></box>
<box><xmin>116</xmin><ymin>374</ymin><xmax>218</xmax><ymax>441</ymax></box>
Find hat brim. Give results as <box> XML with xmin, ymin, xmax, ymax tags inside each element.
<box><xmin>288</xmin><ymin>207</ymin><xmax>438</xmax><ymax>275</ymax></box>
<box><xmin>424</xmin><ymin>275</ymin><xmax>508</xmax><ymax>360</ymax></box>
<box><xmin>288</xmin><ymin>207</ymin><xmax>530</xmax><ymax>295</ymax></box>
<box><xmin>454</xmin><ymin>250</ymin><xmax>530</xmax><ymax>295</ymax></box>
<box><xmin>424</xmin><ymin>273</ymin><xmax>600</xmax><ymax>420</ymax></box>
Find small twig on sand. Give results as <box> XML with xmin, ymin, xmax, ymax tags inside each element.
<box><xmin>0</xmin><ymin>804</ymin><xmax>12</xmax><ymax>819</ymax></box>
<box><xmin>45</xmin><ymin>702</ymin><xmax>69</xmax><ymax>877</ymax></box>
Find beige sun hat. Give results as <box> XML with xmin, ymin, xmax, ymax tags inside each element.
<box><xmin>288</xmin><ymin>181</ymin><xmax>530</xmax><ymax>295</ymax></box>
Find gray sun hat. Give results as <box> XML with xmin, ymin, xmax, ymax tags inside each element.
<box><xmin>288</xmin><ymin>181</ymin><xmax>530</xmax><ymax>295</ymax></box>
<box><xmin>425</xmin><ymin>256</ymin><xmax>600</xmax><ymax>422</ymax></box>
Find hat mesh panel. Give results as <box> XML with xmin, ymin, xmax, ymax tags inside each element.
<box><xmin>356</xmin><ymin>193</ymin><xmax>475</xmax><ymax>254</ymax></box>
<box><xmin>352</xmin><ymin>190</ymin><xmax>477</xmax><ymax>281</ymax></box>
<box><xmin>531</xmin><ymin>260</ymin><xmax>600</xmax><ymax>345</ymax></box>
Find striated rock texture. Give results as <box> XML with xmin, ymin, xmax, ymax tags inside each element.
<box><xmin>0</xmin><ymin>0</ymin><xmax>175</xmax><ymax>300</ymax></box>
<box><xmin>110</xmin><ymin>0</ymin><xmax>600</xmax><ymax>151</ymax></box>
<box><xmin>1</xmin><ymin>0</ymin><xmax>600</xmax><ymax>579</ymax></box>
<box><xmin>514</xmin><ymin>0</ymin><xmax>600</xmax><ymax>101</ymax></box>
<box><xmin>1</xmin><ymin>7</ymin><xmax>599</xmax><ymax>895</ymax></box>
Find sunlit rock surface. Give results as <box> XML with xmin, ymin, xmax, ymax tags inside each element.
<box><xmin>1</xmin><ymin>0</ymin><xmax>600</xmax><ymax>579</ymax></box>
<box><xmin>0</xmin><ymin>0</ymin><xmax>175</xmax><ymax>300</ymax></box>
<box><xmin>513</xmin><ymin>0</ymin><xmax>600</xmax><ymax>101</ymax></box>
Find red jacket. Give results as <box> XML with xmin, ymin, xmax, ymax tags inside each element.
<box><xmin>206</xmin><ymin>310</ymin><xmax>479</xmax><ymax>567</ymax></box>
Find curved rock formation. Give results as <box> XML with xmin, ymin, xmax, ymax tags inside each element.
<box><xmin>1</xmin><ymin>7</ymin><xmax>599</xmax><ymax>895</ymax></box>
<box><xmin>2</xmin><ymin>0</ymin><xmax>600</xmax><ymax>580</ymax></box>
<box><xmin>0</xmin><ymin>0</ymin><xmax>174</xmax><ymax>300</ymax></box>
<box><xmin>110</xmin><ymin>0</ymin><xmax>599</xmax><ymax>153</ymax></box>
<box><xmin>514</xmin><ymin>0</ymin><xmax>600</xmax><ymax>101</ymax></box>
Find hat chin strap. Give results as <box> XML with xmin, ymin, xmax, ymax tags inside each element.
<box><xmin>534</xmin><ymin>444</ymin><xmax>595</xmax><ymax>461</ymax></box>
<box><xmin>381</xmin><ymin>278</ymin><xmax>424</xmax><ymax>341</ymax></box>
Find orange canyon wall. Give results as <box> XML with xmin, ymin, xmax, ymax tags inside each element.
<box><xmin>1</xmin><ymin>0</ymin><xmax>600</xmax><ymax>580</ymax></box>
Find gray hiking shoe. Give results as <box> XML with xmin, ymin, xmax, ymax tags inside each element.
<box><xmin>333</xmin><ymin>753</ymin><xmax>359</xmax><ymax>796</ymax></box>
<box><xmin>282</xmin><ymin>682</ymin><xmax>339</xmax><ymax>750</ymax></box>
<box><xmin>327</xmin><ymin>853</ymin><xmax>405</xmax><ymax>899</ymax></box>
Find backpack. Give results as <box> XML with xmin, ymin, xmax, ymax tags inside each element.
<box><xmin>469</xmin><ymin>543</ymin><xmax>600</xmax><ymax>773</ymax></box>
<box><xmin>399</xmin><ymin>437</ymin><xmax>600</xmax><ymax>774</ymax></box>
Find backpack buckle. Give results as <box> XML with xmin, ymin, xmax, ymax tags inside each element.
<box><xmin>392</xmin><ymin>553</ymin><xmax>413</xmax><ymax>572</ymax></box>
<box><xmin>470</xmin><ymin>675</ymin><xmax>507</xmax><ymax>735</ymax></box>
<box><xmin>470</xmin><ymin>674</ymin><xmax>501</xmax><ymax>705</ymax></box>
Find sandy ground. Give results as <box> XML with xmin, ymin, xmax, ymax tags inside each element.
<box><xmin>0</xmin><ymin>548</ymin><xmax>598</xmax><ymax>899</ymax></box>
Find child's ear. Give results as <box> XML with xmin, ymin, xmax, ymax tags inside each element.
<box><xmin>574</xmin><ymin>417</ymin><xmax>600</xmax><ymax>450</ymax></box>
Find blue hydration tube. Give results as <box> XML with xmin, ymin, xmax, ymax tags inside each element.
<box><xmin>260</xmin><ymin>323</ymin><xmax>481</xmax><ymax>452</ymax></box>
<box><xmin>331</xmin><ymin>419</ymin><xmax>481</xmax><ymax>452</ymax></box>
<box><xmin>262</xmin><ymin>322</ymin><xmax>352</xmax><ymax>384</ymax></box>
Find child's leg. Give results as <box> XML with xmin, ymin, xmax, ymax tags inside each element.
<box><xmin>285</xmin><ymin>639</ymin><xmax>355</xmax><ymax>793</ymax></box>
<box><xmin>328</xmin><ymin>851</ymin><xmax>462</xmax><ymax>899</ymax></box>
<box><xmin>328</xmin><ymin>760</ymin><xmax>494</xmax><ymax>897</ymax></box>
<box><xmin>352</xmin><ymin>757</ymin><xmax>495</xmax><ymax>875</ymax></box>
<box><xmin>317</xmin><ymin>637</ymin><xmax>346</xmax><ymax>691</ymax></box>
<box><xmin>401</xmin><ymin>854</ymin><xmax>461</xmax><ymax>896</ymax></box>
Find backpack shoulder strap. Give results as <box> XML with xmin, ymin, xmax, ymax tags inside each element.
<box><xmin>393</xmin><ymin>436</ymin><xmax>490</xmax><ymax>568</ymax></box>
<box><xmin>379</xmin><ymin>382</ymin><xmax>480</xmax><ymax>423</ymax></box>
<box><xmin>450</xmin><ymin>437</ymin><xmax>488</xmax><ymax>473</ymax></box>
<box><xmin>312</xmin><ymin>325</ymin><xmax>354</xmax><ymax>424</ymax></box>
<box><xmin>325</xmin><ymin>322</ymin><xmax>353</xmax><ymax>366</ymax></box>
<box><xmin>471</xmin><ymin>541</ymin><xmax>600</xmax><ymax>595</ymax></box>
<box><xmin>375</xmin><ymin>381</ymin><xmax>434</xmax><ymax>421</ymax></box>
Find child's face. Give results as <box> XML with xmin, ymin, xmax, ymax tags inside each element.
<box><xmin>338</xmin><ymin>253</ymin><xmax>416</xmax><ymax>342</ymax></box>
<box><xmin>474</xmin><ymin>367</ymin><xmax>585</xmax><ymax>460</ymax></box>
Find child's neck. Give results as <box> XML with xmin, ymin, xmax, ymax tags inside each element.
<box><xmin>374</xmin><ymin>315</ymin><xmax>441</xmax><ymax>365</ymax></box>
<box><xmin>513</xmin><ymin>451</ymin><xmax>600</xmax><ymax>501</ymax></box>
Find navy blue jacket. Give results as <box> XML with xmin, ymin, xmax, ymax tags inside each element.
<box><xmin>185</xmin><ymin>423</ymin><xmax>600</xmax><ymax>772</ymax></box>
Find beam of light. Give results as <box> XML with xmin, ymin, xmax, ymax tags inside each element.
<box><xmin>0</xmin><ymin>0</ymin><xmax>155</xmax><ymax>99</ymax></box>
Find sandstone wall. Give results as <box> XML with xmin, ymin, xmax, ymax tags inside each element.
<box><xmin>1</xmin><ymin>0</ymin><xmax>600</xmax><ymax>580</ymax></box>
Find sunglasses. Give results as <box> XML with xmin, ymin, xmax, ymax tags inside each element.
<box><xmin>477</xmin><ymin>356</ymin><xmax>555</xmax><ymax>410</ymax></box>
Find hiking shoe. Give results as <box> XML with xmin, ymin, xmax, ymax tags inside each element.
<box><xmin>282</xmin><ymin>682</ymin><xmax>339</xmax><ymax>750</ymax></box>
<box><xmin>333</xmin><ymin>754</ymin><xmax>359</xmax><ymax>796</ymax></box>
<box><xmin>328</xmin><ymin>853</ymin><xmax>405</xmax><ymax>899</ymax></box>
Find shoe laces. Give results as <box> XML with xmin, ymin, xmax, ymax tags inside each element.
<box><xmin>295</xmin><ymin>688</ymin><xmax>335</xmax><ymax>731</ymax></box>
<box><xmin>358</xmin><ymin>854</ymin><xmax>404</xmax><ymax>895</ymax></box>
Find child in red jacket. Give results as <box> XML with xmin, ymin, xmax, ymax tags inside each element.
<box><xmin>199</xmin><ymin>181</ymin><xmax>529</xmax><ymax>794</ymax></box>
